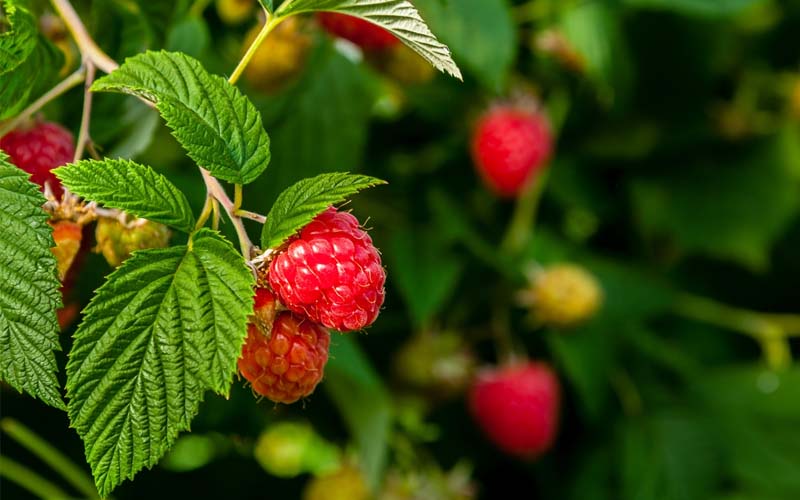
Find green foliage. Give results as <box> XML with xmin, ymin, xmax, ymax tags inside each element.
<box><xmin>257</xmin><ymin>43</ymin><xmax>376</xmax><ymax>204</ymax></box>
<box><xmin>92</xmin><ymin>51</ymin><xmax>271</xmax><ymax>185</ymax></box>
<box><xmin>622</xmin><ymin>0</ymin><xmax>764</xmax><ymax>18</ymax></box>
<box><xmin>324</xmin><ymin>336</ymin><xmax>391</xmax><ymax>488</ymax></box>
<box><xmin>0</xmin><ymin>33</ymin><xmax>63</xmax><ymax>120</ymax></box>
<box><xmin>55</xmin><ymin>159</ymin><xmax>197</xmax><ymax>233</ymax></box>
<box><xmin>66</xmin><ymin>230</ymin><xmax>254</xmax><ymax>495</ymax></box>
<box><xmin>260</xmin><ymin>172</ymin><xmax>386</xmax><ymax>249</ymax></box>
<box><xmin>0</xmin><ymin>0</ymin><xmax>37</xmax><ymax>75</ymax></box>
<box><xmin>0</xmin><ymin>153</ymin><xmax>64</xmax><ymax>410</ymax></box>
<box><xmin>414</xmin><ymin>0</ymin><xmax>515</xmax><ymax>91</ymax></box>
<box><xmin>274</xmin><ymin>0</ymin><xmax>462</xmax><ymax>79</ymax></box>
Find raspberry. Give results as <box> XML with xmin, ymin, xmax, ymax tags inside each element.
<box><xmin>268</xmin><ymin>207</ymin><xmax>385</xmax><ymax>332</ymax></box>
<box><xmin>317</xmin><ymin>12</ymin><xmax>399</xmax><ymax>51</ymax></box>
<box><xmin>94</xmin><ymin>217</ymin><xmax>171</xmax><ymax>268</ymax></box>
<box><xmin>393</xmin><ymin>331</ymin><xmax>476</xmax><ymax>398</ymax></box>
<box><xmin>243</xmin><ymin>17</ymin><xmax>311</xmax><ymax>94</ymax></box>
<box><xmin>469</xmin><ymin>362</ymin><xmax>560</xmax><ymax>458</ymax></box>
<box><xmin>238</xmin><ymin>290</ymin><xmax>331</xmax><ymax>404</ymax></box>
<box><xmin>304</xmin><ymin>465</ymin><xmax>369</xmax><ymax>500</ymax></box>
<box><xmin>518</xmin><ymin>264</ymin><xmax>602</xmax><ymax>328</ymax></box>
<box><xmin>50</xmin><ymin>220</ymin><xmax>83</xmax><ymax>282</ymax></box>
<box><xmin>0</xmin><ymin>121</ymin><xmax>74</xmax><ymax>198</ymax></box>
<box><xmin>471</xmin><ymin>106</ymin><xmax>553</xmax><ymax>198</ymax></box>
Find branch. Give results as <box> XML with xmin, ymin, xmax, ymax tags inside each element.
<box><xmin>0</xmin><ymin>68</ymin><xmax>85</xmax><ymax>136</ymax></box>
<box><xmin>201</xmin><ymin>169</ymin><xmax>256</xmax><ymax>258</ymax></box>
<box><xmin>73</xmin><ymin>61</ymin><xmax>96</xmax><ymax>162</ymax></box>
<box><xmin>49</xmin><ymin>0</ymin><xmax>118</xmax><ymax>74</ymax></box>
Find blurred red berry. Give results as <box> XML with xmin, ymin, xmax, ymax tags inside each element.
<box><xmin>1</xmin><ymin>121</ymin><xmax>75</xmax><ymax>198</ymax></box>
<box><xmin>238</xmin><ymin>310</ymin><xmax>331</xmax><ymax>404</ymax></box>
<box><xmin>471</xmin><ymin>106</ymin><xmax>553</xmax><ymax>198</ymax></box>
<box><xmin>469</xmin><ymin>362</ymin><xmax>560</xmax><ymax>458</ymax></box>
<box><xmin>268</xmin><ymin>207</ymin><xmax>386</xmax><ymax>332</ymax></box>
<box><xmin>317</xmin><ymin>12</ymin><xmax>399</xmax><ymax>51</ymax></box>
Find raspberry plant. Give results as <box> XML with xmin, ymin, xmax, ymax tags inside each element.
<box><xmin>0</xmin><ymin>0</ymin><xmax>460</xmax><ymax>496</ymax></box>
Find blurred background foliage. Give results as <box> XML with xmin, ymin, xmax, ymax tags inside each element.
<box><xmin>3</xmin><ymin>0</ymin><xmax>800</xmax><ymax>498</ymax></box>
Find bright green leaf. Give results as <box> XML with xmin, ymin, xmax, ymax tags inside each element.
<box><xmin>0</xmin><ymin>0</ymin><xmax>37</xmax><ymax>75</ymax></box>
<box><xmin>0</xmin><ymin>152</ymin><xmax>64</xmax><ymax>410</ymax></box>
<box><xmin>66</xmin><ymin>230</ymin><xmax>254</xmax><ymax>496</ymax></box>
<box><xmin>261</xmin><ymin>172</ymin><xmax>386</xmax><ymax>250</ymax></box>
<box><xmin>55</xmin><ymin>159</ymin><xmax>196</xmax><ymax>233</ymax></box>
<box><xmin>92</xmin><ymin>51</ymin><xmax>271</xmax><ymax>184</ymax></box>
<box><xmin>275</xmin><ymin>0</ymin><xmax>462</xmax><ymax>80</ymax></box>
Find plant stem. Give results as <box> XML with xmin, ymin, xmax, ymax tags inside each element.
<box><xmin>195</xmin><ymin>195</ymin><xmax>214</xmax><ymax>230</ymax></box>
<box><xmin>0</xmin><ymin>455</ymin><xmax>73</xmax><ymax>500</ymax></box>
<box><xmin>0</xmin><ymin>67</ymin><xmax>85</xmax><ymax>136</ymax></box>
<box><xmin>73</xmin><ymin>61</ymin><xmax>96</xmax><ymax>162</ymax></box>
<box><xmin>227</xmin><ymin>14</ymin><xmax>280</xmax><ymax>85</ymax></box>
<box><xmin>50</xmin><ymin>0</ymin><xmax>118</xmax><ymax>74</ymax></box>
<box><xmin>674</xmin><ymin>293</ymin><xmax>795</xmax><ymax>369</ymax></box>
<box><xmin>1</xmin><ymin>418</ymin><xmax>99</xmax><ymax>499</ymax></box>
<box><xmin>500</xmin><ymin>170</ymin><xmax>548</xmax><ymax>255</ymax></box>
<box><xmin>237</xmin><ymin>210</ymin><xmax>267</xmax><ymax>223</ymax></box>
<box><xmin>201</xmin><ymin>169</ymin><xmax>255</xmax><ymax>258</ymax></box>
<box><xmin>233</xmin><ymin>183</ymin><xmax>243</xmax><ymax>212</ymax></box>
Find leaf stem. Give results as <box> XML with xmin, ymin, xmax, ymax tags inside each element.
<box><xmin>195</xmin><ymin>195</ymin><xmax>214</xmax><ymax>231</ymax></box>
<box><xmin>201</xmin><ymin>169</ymin><xmax>255</xmax><ymax>258</ymax></box>
<box><xmin>49</xmin><ymin>0</ymin><xmax>118</xmax><ymax>74</ymax></box>
<box><xmin>0</xmin><ymin>67</ymin><xmax>85</xmax><ymax>137</ymax></box>
<box><xmin>227</xmin><ymin>14</ymin><xmax>280</xmax><ymax>85</ymax></box>
<box><xmin>233</xmin><ymin>183</ymin><xmax>243</xmax><ymax>212</ymax></box>
<box><xmin>237</xmin><ymin>209</ymin><xmax>266</xmax><ymax>223</ymax></box>
<box><xmin>73</xmin><ymin>61</ymin><xmax>96</xmax><ymax>162</ymax></box>
<box><xmin>1</xmin><ymin>418</ymin><xmax>100</xmax><ymax>499</ymax></box>
<box><xmin>0</xmin><ymin>455</ymin><xmax>73</xmax><ymax>500</ymax></box>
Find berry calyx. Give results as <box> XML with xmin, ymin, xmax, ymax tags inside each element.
<box><xmin>50</xmin><ymin>220</ymin><xmax>83</xmax><ymax>282</ymax></box>
<box><xmin>471</xmin><ymin>105</ymin><xmax>553</xmax><ymax>198</ymax></box>
<box><xmin>317</xmin><ymin>12</ymin><xmax>399</xmax><ymax>51</ymax></box>
<box><xmin>0</xmin><ymin>120</ymin><xmax>75</xmax><ymax>198</ymax></box>
<box><xmin>268</xmin><ymin>207</ymin><xmax>386</xmax><ymax>332</ymax></box>
<box><xmin>238</xmin><ymin>289</ymin><xmax>331</xmax><ymax>404</ymax></box>
<box><xmin>519</xmin><ymin>264</ymin><xmax>603</xmax><ymax>328</ymax></box>
<box><xmin>469</xmin><ymin>362</ymin><xmax>560</xmax><ymax>458</ymax></box>
<box><xmin>94</xmin><ymin>217</ymin><xmax>171</xmax><ymax>268</ymax></box>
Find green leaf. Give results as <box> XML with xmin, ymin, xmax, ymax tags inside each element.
<box><xmin>275</xmin><ymin>0</ymin><xmax>462</xmax><ymax>80</ymax></box>
<box><xmin>257</xmin><ymin>0</ymin><xmax>274</xmax><ymax>13</ymax></box>
<box><xmin>0</xmin><ymin>0</ymin><xmax>37</xmax><ymax>75</ymax></box>
<box><xmin>54</xmin><ymin>159</ymin><xmax>196</xmax><ymax>233</ymax></box>
<box><xmin>0</xmin><ymin>34</ymin><xmax>63</xmax><ymax>120</ymax></box>
<box><xmin>630</xmin><ymin>143</ymin><xmax>800</xmax><ymax>271</ymax></box>
<box><xmin>387</xmin><ymin>226</ymin><xmax>464</xmax><ymax>327</ymax></box>
<box><xmin>260</xmin><ymin>172</ymin><xmax>386</xmax><ymax>250</ymax></box>
<box><xmin>324</xmin><ymin>335</ymin><xmax>391</xmax><ymax>489</ymax></box>
<box><xmin>622</xmin><ymin>0</ymin><xmax>764</xmax><ymax>18</ymax></box>
<box><xmin>66</xmin><ymin>229</ymin><xmax>254</xmax><ymax>496</ymax></box>
<box><xmin>413</xmin><ymin>0</ymin><xmax>515</xmax><ymax>91</ymax></box>
<box><xmin>92</xmin><ymin>51</ymin><xmax>271</xmax><ymax>185</ymax></box>
<box><xmin>0</xmin><ymin>152</ymin><xmax>64</xmax><ymax>410</ymax></box>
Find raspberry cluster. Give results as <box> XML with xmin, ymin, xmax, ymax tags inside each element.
<box><xmin>239</xmin><ymin>208</ymin><xmax>386</xmax><ymax>404</ymax></box>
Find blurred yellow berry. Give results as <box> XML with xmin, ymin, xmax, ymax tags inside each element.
<box><xmin>304</xmin><ymin>465</ymin><xmax>370</xmax><ymax>500</ymax></box>
<box><xmin>216</xmin><ymin>0</ymin><xmax>254</xmax><ymax>26</ymax></box>
<box><xmin>368</xmin><ymin>43</ymin><xmax>436</xmax><ymax>85</ymax></box>
<box><xmin>519</xmin><ymin>264</ymin><xmax>602</xmax><ymax>328</ymax></box>
<box><xmin>790</xmin><ymin>78</ymin><xmax>800</xmax><ymax>120</ymax></box>
<box><xmin>95</xmin><ymin>217</ymin><xmax>171</xmax><ymax>268</ymax></box>
<box><xmin>243</xmin><ymin>17</ymin><xmax>311</xmax><ymax>94</ymax></box>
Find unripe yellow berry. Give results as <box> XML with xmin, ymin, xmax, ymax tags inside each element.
<box><xmin>521</xmin><ymin>264</ymin><xmax>602</xmax><ymax>328</ymax></box>
<box><xmin>243</xmin><ymin>17</ymin><xmax>311</xmax><ymax>94</ymax></box>
<box><xmin>304</xmin><ymin>465</ymin><xmax>370</xmax><ymax>500</ymax></box>
<box><xmin>95</xmin><ymin>217</ymin><xmax>171</xmax><ymax>268</ymax></box>
<box><xmin>215</xmin><ymin>0</ymin><xmax>254</xmax><ymax>26</ymax></box>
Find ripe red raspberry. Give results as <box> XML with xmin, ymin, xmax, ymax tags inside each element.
<box><xmin>317</xmin><ymin>12</ymin><xmax>399</xmax><ymax>51</ymax></box>
<box><xmin>238</xmin><ymin>289</ymin><xmax>331</xmax><ymax>404</ymax></box>
<box><xmin>471</xmin><ymin>106</ymin><xmax>553</xmax><ymax>198</ymax></box>
<box><xmin>0</xmin><ymin>121</ymin><xmax>75</xmax><ymax>198</ymax></box>
<box><xmin>268</xmin><ymin>207</ymin><xmax>385</xmax><ymax>332</ymax></box>
<box><xmin>469</xmin><ymin>362</ymin><xmax>560</xmax><ymax>458</ymax></box>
